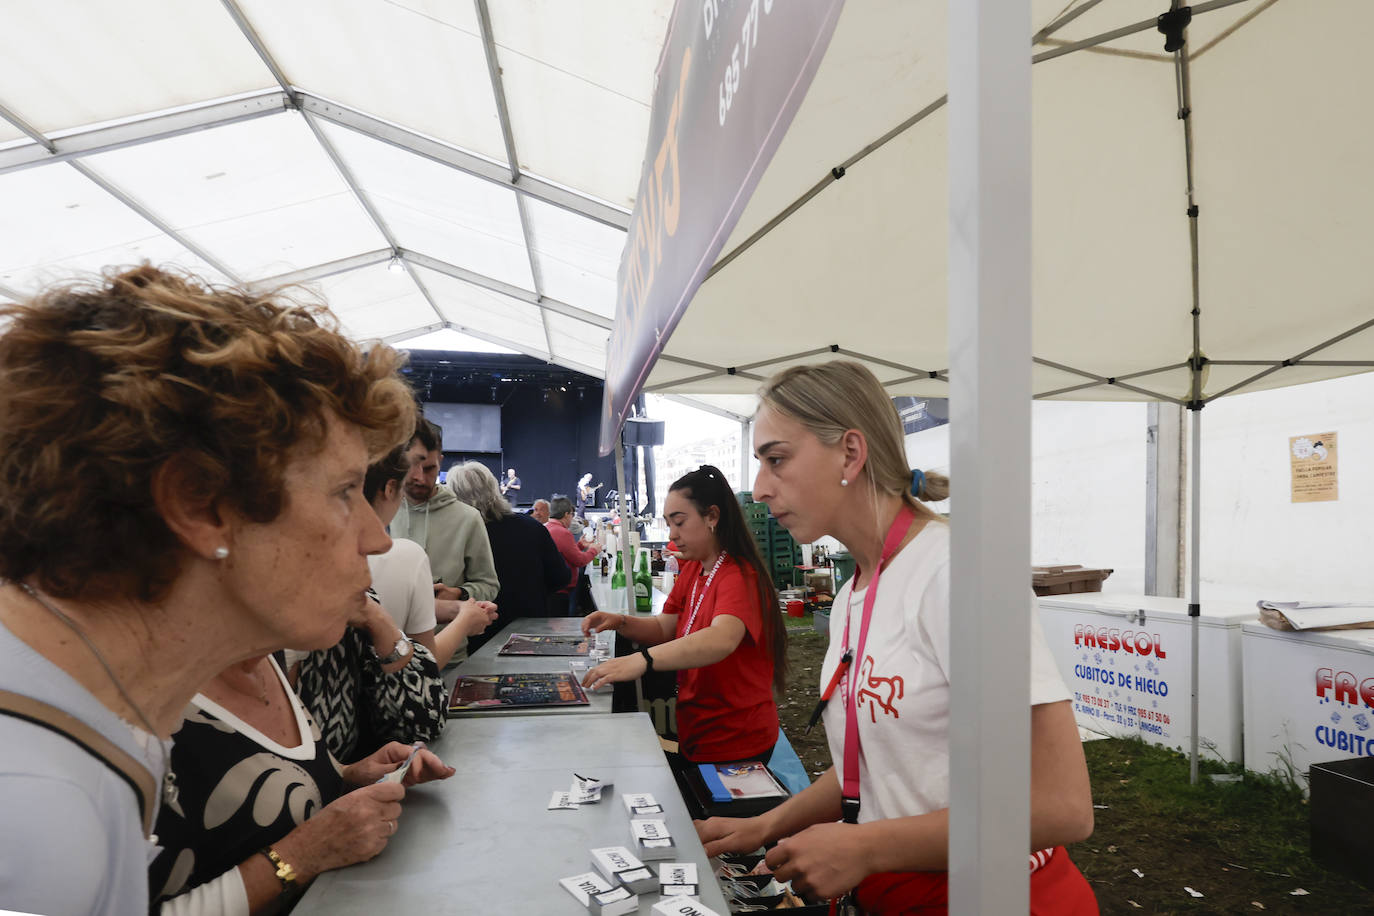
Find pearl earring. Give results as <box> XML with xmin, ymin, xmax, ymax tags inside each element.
<box><xmin>213</xmin><ymin>546</ymin><xmax>230</xmax><ymax>560</ymax></box>
<box><xmin>840</xmin><ymin>478</ymin><xmax>849</xmax><ymax>487</ymax></box>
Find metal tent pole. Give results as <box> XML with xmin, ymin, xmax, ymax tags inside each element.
<box><xmin>1189</xmin><ymin>405</ymin><xmax>1202</xmax><ymax>784</ymax></box>
<box><xmin>947</xmin><ymin>0</ymin><xmax>1032</xmax><ymax>909</ymax></box>
<box><xmin>613</xmin><ymin>436</ymin><xmax>633</xmax><ymax>615</ymax></box>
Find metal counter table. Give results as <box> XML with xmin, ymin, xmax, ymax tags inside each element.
<box><xmin>448</xmin><ymin>617</ymin><xmax>613</xmax><ymax>716</ymax></box>
<box><xmin>293</xmin><ymin>713</ymin><xmax>730</xmax><ymax>915</ymax></box>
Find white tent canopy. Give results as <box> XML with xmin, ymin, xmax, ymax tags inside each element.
<box><xmin>2</xmin><ymin>1</ymin><xmax>1370</xmax><ymax>412</ymax></box>
<box><xmin>0</xmin><ymin>0</ymin><xmax>749</xmax><ymax>421</ymax></box>
<box><xmin>640</xmin><ymin>0</ymin><xmax>1374</xmax><ymax>407</ymax></box>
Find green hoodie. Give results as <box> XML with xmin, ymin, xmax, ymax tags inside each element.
<box><xmin>390</xmin><ymin>486</ymin><xmax>499</xmax><ymax>603</ymax></box>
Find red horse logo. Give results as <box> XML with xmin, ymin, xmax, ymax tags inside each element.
<box><xmin>856</xmin><ymin>655</ymin><xmax>904</xmax><ymax>723</ymax></box>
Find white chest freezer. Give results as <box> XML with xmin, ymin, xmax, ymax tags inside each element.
<box><xmin>1038</xmin><ymin>594</ymin><xmax>1256</xmax><ymax>762</ymax></box>
<box><xmin>1242</xmin><ymin>622</ymin><xmax>1374</xmax><ymax>788</ymax></box>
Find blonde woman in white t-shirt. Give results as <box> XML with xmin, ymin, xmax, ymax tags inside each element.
<box><xmin>697</xmin><ymin>360</ymin><xmax>1097</xmax><ymax>914</ymax></box>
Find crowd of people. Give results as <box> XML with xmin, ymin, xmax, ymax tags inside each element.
<box><xmin>0</xmin><ymin>266</ymin><xmax>1097</xmax><ymax>914</ymax></box>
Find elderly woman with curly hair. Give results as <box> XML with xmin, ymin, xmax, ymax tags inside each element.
<box><xmin>0</xmin><ymin>266</ymin><xmax>449</xmax><ymax>915</ymax></box>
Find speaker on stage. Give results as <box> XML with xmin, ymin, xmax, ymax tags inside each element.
<box><xmin>622</xmin><ymin>418</ymin><xmax>665</xmax><ymax>447</ymax></box>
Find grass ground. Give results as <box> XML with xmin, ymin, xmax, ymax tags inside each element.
<box><xmin>777</xmin><ymin>627</ymin><xmax>1374</xmax><ymax>914</ymax></box>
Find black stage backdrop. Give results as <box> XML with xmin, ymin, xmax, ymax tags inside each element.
<box><xmin>402</xmin><ymin>352</ymin><xmax>617</xmax><ymax>513</ymax></box>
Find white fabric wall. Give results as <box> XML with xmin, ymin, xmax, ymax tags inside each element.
<box><xmin>1195</xmin><ymin>371</ymin><xmax>1374</xmax><ymax>604</ymax></box>
<box><xmin>902</xmin><ymin>372</ymin><xmax>1374</xmax><ymax>604</ymax></box>
<box><xmin>905</xmin><ymin>403</ymin><xmax>1147</xmax><ymax>593</ymax></box>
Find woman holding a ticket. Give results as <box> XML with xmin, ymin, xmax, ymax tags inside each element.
<box><xmin>148</xmin><ymin>656</ymin><xmax>454</xmax><ymax>914</ymax></box>
<box><xmin>697</xmin><ymin>362</ymin><xmax>1098</xmax><ymax>914</ymax></box>
<box><xmin>581</xmin><ymin>464</ymin><xmax>786</xmax><ymax>765</ymax></box>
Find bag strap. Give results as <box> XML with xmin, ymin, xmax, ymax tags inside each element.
<box><xmin>0</xmin><ymin>688</ymin><xmax>156</xmax><ymax>836</ymax></box>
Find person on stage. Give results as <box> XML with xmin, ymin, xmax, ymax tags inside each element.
<box><xmin>500</xmin><ymin>467</ymin><xmax>521</xmax><ymax>498</ymax></box>
<box><xmin>696</xmin><ymin>361</ymin><xmax>1097</xmax><ymax>914</ymax></box>
<box><xmin>580</xmin><ymin>465</ymin><xmax>785</xmax><ymax>765</ymax></box>
<box><xmin>575</xmin><ymin>472</ymin><xmax>599</xmax><ymax>517</ymax></box>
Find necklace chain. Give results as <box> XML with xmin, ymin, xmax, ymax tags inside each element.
<box><xmin>6</xmin><ymin>580</ymin><xmax>178</xmax><ymax>805</ymax></box>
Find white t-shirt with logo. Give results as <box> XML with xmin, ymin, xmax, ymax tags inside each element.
<box><xmin>820</xmin><ymin>522</ymin><xmax>1070</xmax><ymax>824</ymax></box>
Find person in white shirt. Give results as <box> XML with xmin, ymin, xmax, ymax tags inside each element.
<box><xmin>363</xmin><ymin>445</ymin><xmax>497</xmax><ymax>666</ymax></box>
<box><xmin>697</xmin><ymin>360</ymin><xmax>1097</xmax><ymax>914</ymax></box>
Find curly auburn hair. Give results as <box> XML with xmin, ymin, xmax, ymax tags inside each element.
<box><xmin>0</xmin><ymin>265</ymin><xmax>417</xmax><ymax>602</ymax></box>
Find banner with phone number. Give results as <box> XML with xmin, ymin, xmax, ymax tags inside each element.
<box><xmin>598</xmin><ymin>0</ymin><xmax>846</xmax><ymax>454</ymax></box>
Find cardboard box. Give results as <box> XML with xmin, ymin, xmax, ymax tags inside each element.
<box><xmin>1032</xmin><ymin>564</ymin><xmax>1113</xmax><ymax>596</ymax></box>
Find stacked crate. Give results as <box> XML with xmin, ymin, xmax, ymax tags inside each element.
<box><xmin>737</xmin><ymin>492</ymin><xmax>801</xmax><ymax>591</ymax></box>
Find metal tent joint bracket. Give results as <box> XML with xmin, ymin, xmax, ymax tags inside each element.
<box><xmin>830</xmin><ymin>166</ymin><xmax>846</xmax><ymax>180</ymax></box>
<box><xmin>1187</xmin><ymin>204</ymin><xmax>1199</xmax><ymax>218</ymax></box>
<box><xmin>1177</xmin><ymin>106</ymin><xmax>1191</xmax><ymax>120</ymax></box>
<box><xmin>1157</xmin><ymin>6</ymin><xmax>1193</xmax><ymax>53</ymax></box>
<box><xmin>1188</xmin><ymin>602</ymin><xmax>1201</xmax><ymax>618</ymax></box>
<box><xmin>1188</xmin><ymin>354</ymin><xmax>1208</xmax><ymax>371</ymax></box>
<box><xmin>1186</xmin><ymin>399</ymin><xmax>1205</xmax><ymax>411</ymax></box>
<box><xmin>727</xmin><ymin>367</ymin><xmax>737</xmax><ymax>375</ymax></box>
<box><xmin>829</xmin><ymin>344</ymin><xmax>839</xmax><ymax>352</ymax></box>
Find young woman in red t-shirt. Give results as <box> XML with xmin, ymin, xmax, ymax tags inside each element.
<box><xmin>581</xmin><ymin>465</ymin><xmax>786</xmax><ymax>764</ymax></box>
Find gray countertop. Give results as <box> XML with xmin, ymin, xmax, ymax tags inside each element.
<box><xmin>292</xmin><ymin>713</ymin><xmax>730</xmax><ymax>915</ymax></box>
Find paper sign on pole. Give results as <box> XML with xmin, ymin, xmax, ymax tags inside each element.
<box><xmin>598</xmin><ymin>0</ymin><xmax>847</xmax><ymax>454</ymax></box>
<box><xmin>1290</xmin><ymin>431</ymin><xmax>1338</xmax><ymax>502</ymax></box>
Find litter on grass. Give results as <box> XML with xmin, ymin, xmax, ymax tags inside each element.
<box><xmin>1184</xmin><ymin>887</ymin><xmax>1205</xmax><ymax>898</ymax></box>
<box><xmin>1132</xmin><ymin>868</ymin><xmax>1144</xmax><ymax>878</ymax></box>
<box><xmin>1289</xmin><ymin>888</ymin><xmax>1310</xmax><ymax>896</ymax></box>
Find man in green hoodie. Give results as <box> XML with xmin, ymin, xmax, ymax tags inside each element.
<box><xmin>390</xmin><ymin>420</ymin><xmax>500</xmax><ymax>658</ymax></box>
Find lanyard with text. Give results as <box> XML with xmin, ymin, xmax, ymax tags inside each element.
<box><xmin>839</xmin><ymin>505</ymin><xmax>917</xmax><ymax>824</ymax></box>
<box><xmin>682</xmin><ymin>553</ymin><xmax>727</xmax><ymax>636</ymax></box>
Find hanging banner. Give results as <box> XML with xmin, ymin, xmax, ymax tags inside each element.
<box><xmin>598</xmin><ymin>0</ymin><xmax>847</xmax><ymax>454</ymax></box>
<box><xmin>1290</xmin><ymin>431</ymin><xmax>1338</xmax><ymax>502</ymax></box>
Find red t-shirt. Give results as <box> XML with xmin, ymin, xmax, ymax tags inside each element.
<box><xmin>665</xmin><ymin>554</ymin><xmax>778</xmax><ymax>763</ymax></box>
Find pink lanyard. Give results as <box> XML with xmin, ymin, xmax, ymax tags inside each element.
<box><xmin>839</xmin><ymin>505</ymin><xmax>917</xmax><ymax>822</ymax></box>
<box><xmin>682</xmin><ymin>553</ymin><xmax>727</xmax><ymax>636</ymax></box>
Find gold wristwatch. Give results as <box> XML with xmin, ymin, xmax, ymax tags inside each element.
<box><xmin>260</xmin><ymin>846</ymin><xmax>298</xmax><ymax>893</ymax></box>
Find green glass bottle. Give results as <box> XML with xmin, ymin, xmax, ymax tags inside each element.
<box><xmin>634</xmin><ymin>550</ymin><xmax>652</xmax><ymax>612</ymax></box>
<box><xmin>611</xmin><ymin>549</ymin><xmax>626</xmax><ymax>590</ymax></box>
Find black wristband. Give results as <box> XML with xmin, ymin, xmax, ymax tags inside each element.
<box><xmin>640</xmin><ymin>646</ymin><xmax>655</xmax><ymax>673</ymax></box>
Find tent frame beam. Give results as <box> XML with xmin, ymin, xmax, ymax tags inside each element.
<box><xmin>0</xmin><ymin>91</ymin><xmax>292</xmax><ymax>176</ymax></box>
<box><xmin>221</xmin><ymin>0</ymin><xmax>451</xmax><ymax>331</ymax></box>
<box><xmin>0</xmin><ymin>99</ymin><xmax>55</xmax><ymax>151</ymax></box>
<box><xmin>400</xmin><ymin>251</ymin><xmax>611</xmax><ymax>330</ymax></box>
<box><xmin>475</xmin><ymin>0</ymin><xmax>555</xmax><ymax>360</ymax></box>
<box><xmin>301</xmin><ymin>94</ymin><xmax>630</xmax><ymax>230</ymax></box>
<box><xmin>0</xmin><ymin>92</ymin><xmax>629</xmax><ymax>231</ymax></box>
<box><xmin>705</xmin><ymin>0</ymin><xmax>1253</xmax><ymax>287</ymax></box>
<box><xmin>1032</xmin><ymin>0</ymin><xmax>1254</xmax><ymax>65</ymax></box>
<box><xmin>254</xmin><ymin>249</ymin><xmax>393</xmax><ymax>288</ymax></box>
<box><xmin>65</xmin><ymin>159</ymin><xmax>244</xmax><ymax>284</ymax></box>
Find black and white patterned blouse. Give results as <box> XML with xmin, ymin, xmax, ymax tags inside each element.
<box><xmin>294</xmin><ymin>625</ymin><xmax>446</xmax><ymax>764</ymax></box>
<box><xmin>150</xmin><ymin>658</ymin><xmax>345</xmax><ymax>912</ymax></box>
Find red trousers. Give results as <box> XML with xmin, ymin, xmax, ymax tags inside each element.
<box><xmin>854</xmin><ymin>847</ymin><xmax>1098</xmax><ymax>915</ymax></box>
